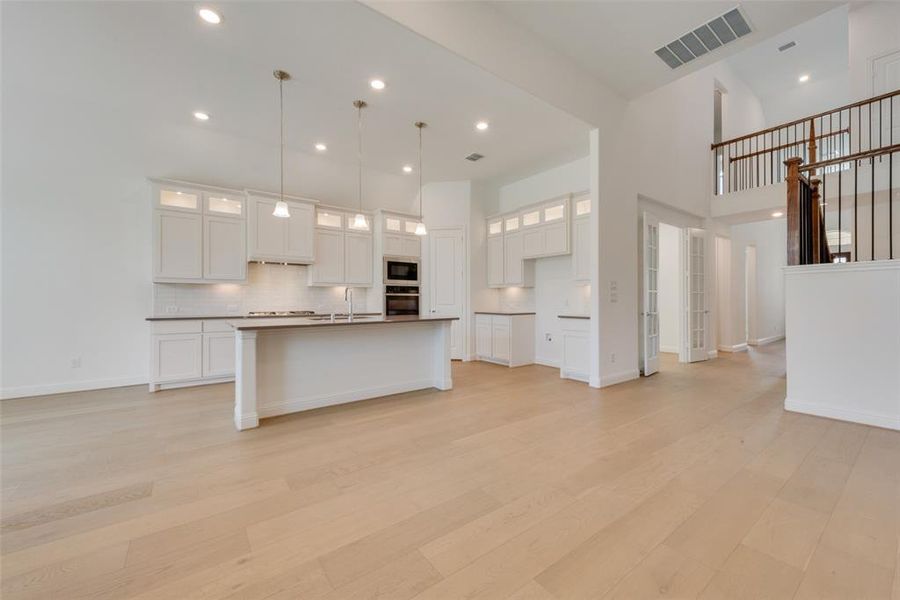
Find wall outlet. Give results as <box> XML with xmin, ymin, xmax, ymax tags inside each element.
<box><xmin>609</xmin><ymin>280</ymin><xmax>618</xmax><ymax>303</ymax></box>
<box><xmin>71</xmin><ymin>357</ymin><xmax>82</xmax><ymax>369</ymax></box>
<box><xmin>165</xmin><ymin>305</ymin><xmax>178</xmax><ymax>313</ymax></box>
<box><xmin>545</xmin><ymin>333</ymin><xmax>552</xmax><ymax>342</ymax></box>
<box><xmin>610</xmin><ymin>352</ymin><xmax>616</xmax><ymax>363</ymax></box>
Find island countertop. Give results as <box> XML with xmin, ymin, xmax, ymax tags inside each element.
<box><xmin>228</xmin><ymin>315</ymin><xmax>459</xmax><ymax>331</ymax></box>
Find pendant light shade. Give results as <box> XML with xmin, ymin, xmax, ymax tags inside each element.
<box><xmin>414</xmin><ymin>121</ymin><xmax>427</xmax><ymax>236</ymax></box>
<box><xmin>273</xmin><ymin>69</ymin><xmax>291</xmax><ymax>218</ymax></box>
<box><xmin>352</xmin><ymin>100</ymin><xmax>369</xmax><ymax>230</ymax></box>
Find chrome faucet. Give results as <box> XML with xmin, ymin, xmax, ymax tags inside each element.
<box><xmin>344</xmin><ymin>287</ymin><xmax>354</xmax><ymax>320</ymax></box>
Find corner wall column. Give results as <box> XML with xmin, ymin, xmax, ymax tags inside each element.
<box><xmin>234</xmin><ymin>329</ymin><xmax>259</xmax><ymax>431</ymax></box>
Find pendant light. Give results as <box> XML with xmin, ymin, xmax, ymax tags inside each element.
<box><xmin>351</xmin><ymin>100</ymin><xmax>369</xmax><ymax>230</ymax></box>
<box><xmin>414</xmin><ymin>121</ymin><xmax>428</xmax><ymax>236</ymax></box>
<box><xmin>272</xmin><ymin>69</ymin><xmax>291</xmax><ymax>218</ymax></box>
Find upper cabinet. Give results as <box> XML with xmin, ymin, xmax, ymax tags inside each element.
<box><xmin>379</xmin><ymin>212</ymin><xmax>422</xmax><ymax>258</ymax></box>
<box><xmin>247</xmin><ymin>194</ymin><xmax>315</xmax><ymax>264</ymax></box>
<box><xmin>486</xmin><ymin>195</ymin><xmax>572</xmax><ymax>287</ymax></box>
<box><xmin>152</xmin><ymin>180</ymin><xmax>246</xmax><ymax>283</ymax></box>
<box><xmin>309</xmin><ymin>207</ymin><xmax>373</xmax><ymax>287</ymax></box>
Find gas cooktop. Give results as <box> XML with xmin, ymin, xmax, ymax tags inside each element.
<box><xmin>247</xmin><ymin>310</ymin><xmax>316</xmax><ymax>317</ymax></box>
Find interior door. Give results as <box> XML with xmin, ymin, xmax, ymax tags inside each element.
<box><xmin>872</xmin><ymin>50</ymin><xmax>900</xmax><ymax>144</ymax></box>
<box><xmin>429</xmin><ymin>228</ymin><xmax>465</xmax><ymax>359</ymax></box>
<box><xmin>685</xmin><ymin>228</ymin><xmax>709</xmax><ymax>362</ymax></box>
<box><xmin>640</xmin><ymin>211</ymin><xmax>660</xmax><ymax>375</ymax></box>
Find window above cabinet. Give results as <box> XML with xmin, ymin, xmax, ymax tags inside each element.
<box><xmin>505</xmin><ymin>216</ymin><xmax>520</xmax><ymax>232</ymax></box>
<box><xmin>522</xmin><ymin>210</ymin><xmax>541</xmax><ymax>227</ymax></box>
<box><xmin>488</xmin><ymin>219</ymin><xmax>503</xmax><ymax>236</ymax></box>
<box><xmin>543</xmin><ymin>202</ymin><xmax>565</xmax><ymax>222</ymax></box>
<box><xmin>159</xmin><ymin>189</ymin><xmax>199</xmax><ymax>211</ymax></box>
<box><xmin>206</xmin><ymin>194</ymin><xmax>243</xmax><ymax>216</ymax></box>
<box><xmin>316</xmin><ymin>211</ymin><xmax>343</xmax><ymax>229</ymax></box>
<box><xmin>575</xmin><ymin>196</ymin><xmax>591</xmax><ymax>217</ymax></box>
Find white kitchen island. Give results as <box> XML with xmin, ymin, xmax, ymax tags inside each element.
<box><xmin>228</xmin><ymin>315</ymin><xmax>457</xmax><ymax>430</ymax></box>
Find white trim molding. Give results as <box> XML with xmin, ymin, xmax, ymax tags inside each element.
<box><xmin>594</xmin><ymin>368</ymin><xmax>640</xmax><ymax>388</ymax></box>
<box><xmin>784</xmin><ymin>259</ymin><xmax>900</xmax><ymax>275</ymax></box>
<box><xmin>1</xmin><ymin>376</ymin><xmax>148</xmax><ymax>400</ymax></box>
<box><xmin>786</xmin><ymin>398</ymin><xmax>900</xmax><ymax>432</ymax></box>
<box><xmin>718</xmin><ymin>343</ymin><xmax>748</xmax><ymax>353</ymax></box>
<box><xmin>748</xmin><ymin>334</ymin><xmax>784</xmax><ymax>346</ymax></box>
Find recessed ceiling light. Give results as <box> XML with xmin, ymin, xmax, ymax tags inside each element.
<box><xmin>315</xmin><ymin>143</ymin><xmax>327</xmax><ymax>151</ymax></box>
<box><xmin>193</xmin><ymin>111</ymin><xmax>210</xmax><ymax>121</ymax></box>
<box><xmin>772</xmin><ymin>211</ymin><xmax>784</xmax><ymax>218</ymax></box>
<box><xmin>197</xmin><ymin>8</ymin><xmax>221</xmax><ymax>25</ymax></box>
<box><xmin>369</xmin><ymin>79</ymin><xmax>386</xmax><ymax>90</ymax></box>
<box><xmin>403</xmin><ymin>165</ymin><xmax>413</xmax><ymax>173</ymax></box>
<box><xmin>475</xmin><ymin>121</ymin><xmax>489</xmax><ymax>131</ymax></box>
<box><xmin>798</xmin><ymin>74</ymin><xmax>810</xmax><ymax>83</ymax></box>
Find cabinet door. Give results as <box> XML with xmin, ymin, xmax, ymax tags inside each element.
<box><xmin>574</xmin><ymin>218</ymin><xmax>590</xmax><ymax>281</ymax></box>
<box><xmin>384</xmin><ymin>234</ymin><xmax>404</xmax><ymax>256</ymax></box>
<box><xmin>248</xmin><ymin>198</ymin><xmax>285</xmax><ymax>259</ymax></box>
<box><xmin>152</xmin><ymin>334</ymin><xmax>202</xmax><ymax>382</ymax></box>
<box><xmin>154</xmin><ymin>210</ymin><xmax>202</xmax><ymax>280</ymax></box>
<box><xmin>401</xmin><ymin>235</ymin><xmax>421</xmax><ymax>258</ymax></box>
<box><xmin>310</xmin><ymin>229</ymin><xmax>344</xmax><ymax>284</ymax></box>
<box><xmin>487</xmin><ymin>236</ymin><xmax>504</xmax><ymax>286</ymax></box>
<box><xmin>203</xmin><ymin>216</ymin><xmax>246</xmax><ymax>280</ymax></box>
<box><xmin>475</xmin><ymin>316</ymin><xmax>492</xmax><ymax>357</ymax></box>
<box><xmin>544</xmin><ymin>221</ymin><xmax>568</xmax><ymax>255</ymax></box>
<box><xmin>491</xmin><ymin>318</ymin><xmax>510</xmax><ymax>362</ymax></box>
<box><xmin>504</xmin><ymin>232</ymin><xmax>524</xmax><ymax>285</ymax></box>
<box><xmin>344</xmin><ymin>232</ymin><xmax>372</xmax><ymax>285</ymax></box>
<box><xmin>202</xmin><ymin>332</ymin><xmax>235</xmax><ymax>378</ymax></box>
<box><xmin>522</xmin><ymin>228</ymin><xmax>545</xmax><ymax>258</ymax></box>
<box><xmin>285</xmin><ymin>202</ymin><xmax>315</xmax><ymax>262</ymax></box>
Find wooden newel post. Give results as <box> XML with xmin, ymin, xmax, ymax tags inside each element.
<box><xmin>809</xmin><ymin>177</ymin><xmax>821</xmax><ymax>264</ymax></box>
<box><xmin>784</xmin><ymin>157</ymin><xmax>803</xmax><ymax>266</ymax></box>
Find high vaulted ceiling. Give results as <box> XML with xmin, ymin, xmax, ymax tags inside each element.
<box><xmin>486</xmin><ymin>1</ymin><xmax>842</xmax><ymax>99</ymax></box>
<box><xmin>3</xmin><ymin>1</ymin><xmax>591</xmax><ymax>206</ymax></box>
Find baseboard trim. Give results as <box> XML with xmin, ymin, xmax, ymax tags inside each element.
<box><xmin>659</xmin><ymin>345</ymin><xmax>679</xmax><ymax>354</ymax></box>
<box><xmin>0</xmin><ymin>376</ymin><xmax>148</xmax><ymax>400</ymax></box>
<box><xmin>561</xmin><ymin>369</ymin><xmax>589</xmax><ymax>383</ymax></box>
<box><xmin>258</xmin><ymin>378</ymin><xmax>445</xmax><ymax>419</ymax></box>
<box><xmin>707</xmin><ymin>349</ymin><xmax>719</xmax><ymax>359</ymax></box>
<box><xmin>535</xmin><ymin>357</ymin><xmax>560</xmax><ymax>369</ymax></box>
<box><xmin>718</xmin><ymin>343</ymin><xmax>748</xmax><ymax>353</ymax></box>
<box><xmin>785</xmin><ymin>398</ymin><xmax>900</xmax><ymax>431</ymax></box>
<box><xmin>748</xmin><ymin>334</ymin><xmax>784</xmax><ymax>346</ymax></box>
<box><xmin>598</xmin><ymin>369</ymin><xmax>640</xmax><ymax>388</ymax></box>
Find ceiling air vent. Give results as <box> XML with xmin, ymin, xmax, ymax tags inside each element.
<box><xmin>655</xmin><ymin>7</ymin><xmax>752</xmax><ymax>70</ymax></box>
<box><xmin>465</xmin><ymin>153</ymin><xmax>484</xmax><ymax>162</ymax></box>
<box><xmin>778</xmin><ymin>41</ymin><xmax>797</xmax><ymax>52</ymax></box>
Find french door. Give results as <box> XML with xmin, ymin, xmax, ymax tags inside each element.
<box><xmin>684</xmin><ymin>228</ymin><xmax>709</xmax><ymax>362</ymax></box>
<box><xmin>641</xmin><ymin>212</ymin><xmax>660</xmax><ymax>375</ymax></box>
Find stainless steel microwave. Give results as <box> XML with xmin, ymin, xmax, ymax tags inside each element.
<box><xmin>384</xmin><ymin>258</ymin><xmax>419</xmax><ymax>285</ymax></box>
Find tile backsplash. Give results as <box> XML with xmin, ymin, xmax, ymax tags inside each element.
<box><xmin>152</xmin><ymin>263</ymin><xmax>369</xmax><ymax>316</ymax></box>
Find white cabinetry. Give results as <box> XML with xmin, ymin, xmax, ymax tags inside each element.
<box><xmin>381</xmin><ymin>212</ymin><xmax>422</xmax><ymax>258</ymax></box>
<box><xmin>247</xmin><ymin>193</ymin><xmax>316</xmax><ymax>264</ymax></box>
<box><xmin>151</xmin><ymin>180</ymin><xmax>246</xmax><ymax>283</ymax></box>
<box><xmin>308</xmin><ymin>208</ymin><xmax>373</xmax><ymax>286</ymax></box>
<box><xmin>487</xmin><ymin>235</ymin><xmax>504</xmax><ymax>286</ymax></box>
<box><xmin>560</xmin><ymin>317</ymin><xmax>589</xmax><ymax>382</ymax></box>
<box><xmin>573</xmin><ymin>194</ymin><xmax>591</xmax><ymax>282</ymax></box>
<box><xmin>486</xmin><ymin>216</ymin><xmax>534</xmax><ymax>288</ymax></box>
<box><xmin>150</xmin><ymin>320</ymin><xmax>235</xmax><ymax>390</ymax></box>
<box><xmin>474</xmin><ymin>313</ymin><xmax>535</xmax><ymax>367</ymax></box>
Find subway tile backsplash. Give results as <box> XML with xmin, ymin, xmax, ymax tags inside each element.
<box><xmin>152</xmin><ymin>263</ymin><xmax>369</xmax><ymax>316</ymax></box>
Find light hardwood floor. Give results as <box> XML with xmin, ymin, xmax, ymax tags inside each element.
<box><xmin>1</xmin><ymin>343</ymin><xmax>898</xmax><ymax>599</ymax></box>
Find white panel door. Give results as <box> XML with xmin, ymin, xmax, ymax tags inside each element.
<box><xmin>487</xmin><ymin>236</ymin><xmax>504</xmax><ymax>286</ymax></box>
<box><xmin>491</xmin><ymin>318</ymin><xmax>510</xmax><ymax>362</ymax></box>
<box><xmin>154</xmin><ymin>210</ymin><xmax>203</xmax><ymax>280</ymax></box>
<box><xmin>504</xmin><ymin>232</ymin><xmax>524</xmax><ymax>285</ymax></box>
<box><xmin>685</xmin><ymin>228</ymin><xmax>709</xmax><ymax>363</ymax></box>
<box><xmin>344</xmin><ymin>232</ymin><xmax>372</xmax><ymax>285</ymax></box>
<box><xmin>384</xmin><ymin>234</ymin><xmax>404</xmax><ymax>256</ymax></box>
<box><xmin>475</xmin><ymin>315</ymin><xmax>492</xmax><ymax>358</ymax></box>
<box><xmin>203</xmin><ymin>216</ymin><xmax>246</xmax><ymax>280</ymax></box>
<box><xmin>544</xmin><ymin>222</ymin><xmax>568</xmax><ymax>255</ymax></box>
<box><xmin>873</xmin><ymin>50</ymin><xmax>900</xmax><ymax>143</ymax></box>
<box><xmin>152</xmin><ymin>334</ymin><xmax>202</xmax><ymax>382</ymax></box>
<box><xmin>203</xmin><ymin>332</ymin><xmax>235</xmax><ymax>378</ymax></box>
<box><xmin>401</xmin><ymin>235</ymin><xmax>421</xmax><ymax>258</ymax></box>
<box><xmin>285</xmin><ymin>202</ymin><xmax>315</xmax><ymax>262</ymax></box>
<box><xmin>249</xmin><ymin>198</ymin><xmax>285</xmax><ymax>259</ymax></box>
<box><xmin>522</xmin><ymin>228</ymin><xmax>545</xmax><ymax>258</ymax></box>
<box><xmin>573</xmin><ymin>218</ymin><xmax>590</xmax><ymax>281</ymax></box>
<box><xmin>641</xmin><ymin>211</ymin><xmax>660</xmax><ymax>376</ymax></box>
<box><xmin>310</xmin><ymin>229</ymin><xmax>344</xmax><ymax>284</ymax></box>
<box><xmin>429</xmin><ymin>228</ymin><xmax>464</xmax><ymax>359</ymax></box>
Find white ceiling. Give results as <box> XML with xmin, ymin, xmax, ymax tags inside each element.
<box><xmin>726</xmin><ymin>5</ymin><xmax>849</xmax><ymax>101</ymax></box>
<box><xmin>3</xmin><ymin>1</ymin><xmax>591</xmax><ymax>206</ymax></box>
<box><xmin>487</xmin><ymin>1</ymin><xmax>843</xmax><ymax>99</ymax></box>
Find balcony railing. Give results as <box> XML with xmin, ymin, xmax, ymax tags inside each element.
<box><xmin>712</xmin><ymin>89</ymin><xmax>899</xmax><ymax>195</ymax></box>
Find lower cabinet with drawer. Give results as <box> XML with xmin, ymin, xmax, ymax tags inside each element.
<box><xmin>474</xmin><ymin>313</ymin><xmax>535</xmax><ymax>367</ymax></box>
<box><xmin>150</xmin><ymin>319</ymin><xmax>235</xmax><ymax>391</ymax></box>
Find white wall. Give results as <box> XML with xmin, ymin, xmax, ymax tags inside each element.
<box><xmin>729</xmin><ymin>219</ymin><xmax>787</xmax><ymax>346</ymax></box>
<box><xmin>785</xmin><ymin>261</ymin><xmax>900</xmax><ymax>431</ymax></box>
<box><xmin>497</xmin><ymin>157</ymin><xmax>589</xmax><ymax>214</ymax></box>
<box><xmin>658</xmin><ymin>223</ymin><xmax>681</xmax><ymax>354</ymax></box>
<box><xmin>849</xmin><ymin>2</ymin><xmax>900</xmax><ymax>100</ymax></box>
